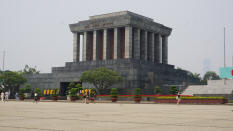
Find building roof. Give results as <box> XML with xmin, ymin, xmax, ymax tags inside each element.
<box><xmin>69</xmin><ymin>11</ymin><xmax>172</xmax><ymax>36</ymax></box>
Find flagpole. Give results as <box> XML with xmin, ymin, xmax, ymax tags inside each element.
<box><xmin>2</xmin><ymin>50</ymin><xmax>5</xmax><ymax>71</ymax></box>
<box><xmin>223</xmin><ymin>27</ymin><xmax>226</xmax><ymax>85</ymax></box>
<box><xmin>224</xmin><ymin>27</ymin><xmax>226</xmax><ymax>68</ymax></box>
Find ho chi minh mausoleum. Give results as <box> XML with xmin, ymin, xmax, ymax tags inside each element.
<box><xmin>23</xmin><ymin>11</ymin><xmax>192</xmax><ymax>95</ymax></box>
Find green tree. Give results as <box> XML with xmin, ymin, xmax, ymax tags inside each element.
<box><xmin>193</xmin><ymin>73</ymin><xmax>201</xmax><ymax>80</ymax></box>
<box><xmin>20</xmin><ymin>64</ymin><xmax>40</xmax><ymax>74</ymax></box>
<box><xmin>18</xmin><ymin>88</ymin><xmax>25</xmax><ymax>98</ymax></box>
<box><xmin>24</xmin><ymin>84</ymin><xmax>32</xmax><ymax>93</ymax></box>
<box><xmin>176</xmin><ymin>68</ymin><xmax>202</xmax><ymax>84</ymax></box>
<box><xmin>70</xmin><ymin>88</ymin><xmax>78</xmax><ymax>97</ymax></box>
<box><xmin>169</xmin><ymin>86</ymin><xmax>178</xmax><ymax>95</ymax></box>
<box><xmin>75</xmin><ymin>83</ymin><xmax>82</xmax><ymax>88</ymax></box>
<box><xmin>66</xmin><ymin>82</ymin><xmax>76</xmax><ymax>95</ymax></box>
<box><xmin>154</xmin><ymin>86</ymin><xmax>161</xmax><ymax>95</ymax></box>
<box><xmin>0</xmin><ymin>71</ymin><xmax>26</xmax><ymax>97</ymax></box>
<box><xmin>203</xmin><ymin>71</ymin><xmax>220</xmax><ymax>81</ymax></box>
<box><xmin>80</xmin><ymin>68</ymin><xmax>123</xmax><ymax>89</ymax></box>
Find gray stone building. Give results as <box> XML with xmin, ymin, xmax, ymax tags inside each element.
<box><xmin>23</xmin><ymin>11</ymin><xmax>192</xmax><ymax>95</ymax></box>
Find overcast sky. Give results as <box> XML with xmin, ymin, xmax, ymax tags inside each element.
<box><xmin>0</xmin><ymin>0</ymin><xmax>233</xmax><ymax>76</ymax></box>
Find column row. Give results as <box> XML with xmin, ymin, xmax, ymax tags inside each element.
<box><xmin>73</xmin><ymin>27</ymin><xmax>168</xmax><ymax>64</ymax></box>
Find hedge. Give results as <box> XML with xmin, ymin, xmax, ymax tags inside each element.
<box><xmin>156</xmin><ymin>96</ymin><xmax>225</xmax><ymax>100</ymax></box>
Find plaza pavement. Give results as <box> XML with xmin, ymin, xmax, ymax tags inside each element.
<box><xmin>0</xmin><ymin>101</ymin><xmax>233</xmax><ymax>131</ymax></box>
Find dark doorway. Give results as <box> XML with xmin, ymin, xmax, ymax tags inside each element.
<box><xmin>60</xmin><ymin>82</ymin><xmax>82</xmax><ymax>96</ymax></box>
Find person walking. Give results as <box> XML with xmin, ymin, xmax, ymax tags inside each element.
<box><xmin>85</xmin><ymin>89</ymin><xmax>89</xmax><ymax>104</ymax></box>
<box><xmin>15</xmin><ymin>92</ymin><xmax>19</xmax><ymax>100</ymax></box>
<box><xmin>4</xmin><ymin>91</ymin><xmax>9</xmax><ymax>102</ymax></box>
<box><xmin>33</xmin><ymin>92</ymin><xmax>39</xmax><ymax>104</ymax></box>
<box><xmin>1</xmin><ymin>92</ymin><xmax>4</xmax><ymax>102</ymax></box>
<box><xmin>176</xmin><ymin>91</ymin><xmax>181</xmax><ymax>105</ymax></box>
<box><xmin>93</xmin><ymin>91</ymin><xmax>96</xmax><ymax>104</ymax></box>
<box><xmin>81</xmin><ymin>89</ymin><xmax>85</xmax><ymax>104</ymax></box>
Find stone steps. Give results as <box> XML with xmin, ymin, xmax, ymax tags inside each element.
<box><xmin>182</xmin><ymin>80</ymin><xmax>233</xmax><ymax>95</ymax></box>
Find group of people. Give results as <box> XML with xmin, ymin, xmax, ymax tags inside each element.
<box><xmin>79</xmin><ymin>89</ymin><xmax>96</xmax><ymax>104</ymax></box>
<box><xmin>1</xmin><ymin>91</ymin><xmax>9</xmax><ymax>102</ymax></box>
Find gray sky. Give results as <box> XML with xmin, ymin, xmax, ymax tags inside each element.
<box><xmin>0</xmin><ymin>0</ymin><xmax>233</xmax><ymax>76</ymax></box>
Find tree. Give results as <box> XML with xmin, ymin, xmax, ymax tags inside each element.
<box><xmin>67</xmin><ymin>82</ymin><xmax>76</xmax><ymax>90</ymax></box>
<box><xmin>176</xmin><ymin>68</ymin><xmax>202</xmax><ymax>84</ymax></box>
<box><xmin>75</xmin><ymin>83</ymin><xmax>83</xmax><ymax>93</ymax></box>
<box><xmin>20</xmin><ymin>64</ymin><xmax>40</xmax><ymax>74</ymax></box>
<box><xmin>66</xmin><ymin>82</ymin><xmax>79</xmax><ymax>95</ymax></box>
<box><xmin>203</xmin><ymin>71</ymin><xmax>220</xmax><ymax>81</ymax></box>
<box><xmin>24</xmin><ymin>84</ymin><xmax>32</xmax><ymax>93</ymax></box>
<box><xmin>70</xmin><ymin>88</ymin><xmax>78</xmax><ymax>97</ymax></box>
<box><xmin>0</xmin><ymin>71</ymin><xmax>27</xmax><ymax>97</ymax></box>
<box><xmin>18</xmin><ymin>88</ymin><xmax>25</xmax><ymax>98</ymax></box>
<box><xmin>169</xmin><ymin>86</ymin><xmax>178</xmax><ymax>95</ymax></box>
<box><xmin>80</xmin><ymin>68</ymin><xmax>123</xmax><ymax>89</ymax></box>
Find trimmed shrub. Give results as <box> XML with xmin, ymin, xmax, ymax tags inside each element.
<box><xmin>154</xmin><ymin>86</ymin><xmax>161</xmax><ymax>95</ymax></box>
<box><xmin>110</xmin><ymin>88</ymin><xmax>118</xmax><ymax>98</ymax></box>
<box><xmin>156</xmin><ymin>96</ymin><xmax>225</xmax><ymax>100</ymax></box>
<box><xmin>134</xmin><ymin>88</ymin><xmax>142</xmax><ymax>98</ymax></box>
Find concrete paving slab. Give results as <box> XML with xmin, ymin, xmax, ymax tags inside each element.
<box><xmin>0</xmin><ymin>101</ymin><xmax>233</xmax><ymax>131</ymax></box>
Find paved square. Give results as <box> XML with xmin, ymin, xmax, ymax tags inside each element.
<box><xmin>0</xmin><ymin>101</ymin><xmax>233</xmax><ymax>131</ymax></box>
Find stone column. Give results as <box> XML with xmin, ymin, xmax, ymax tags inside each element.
<box><xmin>93</xmin><ymin>30</ymin><xmax>97</xmax><ymax>60</ymax></box>
<box><xmin>151</xmin><ymin>32</ymin><xmax>154</xmax><ymax>62</ymax></box>
<box><xmin>154</xmin><ymin>34</ymin><xmax>162</xmax><ymax>63</ymax></box>
<box><xmin>133</xmin><ymin>28</ymin><xmax>140</xmax><ymax>59</ymax></box>
<box><xmin>103</xmin><ymin>29</ymin><xmax>108</xmax><ymax>60</ymax></box>
<box><xmin>125</xmin><ymin>27</ymin><xmax>132</xmax><ymax>58</ymax></box>
<box><xmin>147</xmin><ymin>32</ymin><xmax>154</xmax><ymax>61</ymax></box>
<box><xmin>159</xmin><ymin>34</ymin><xmax>162</xmax><ymax>63</ymax></box>
<box><xmin>93</xmin><ymin>30</ymin><xmax>101</xmax><ymax>61</ymax></box>
<box><xmin>82</xmin><ymin>32</ymin><xmax>87</xmax><ymax>61</ymax></box>
<box><xmin>145</xmin><ymin>31</ymin><xmax>148</xmax><ymax>61</ymax></box>
<box><xmin>114</xmin><ymin>28</ymin><xmax>120</xmax><ymax>59</ymax></box>
<box><xmin>73</xmin><ymin>32</ymin><xmax>80</xmax><ymax>62</ymax></box>
<box><xmin>140</xmin><ymin>30</ymin><xmax>147</xmax><ymax>60</ymax></box>
<box><xmin>162</xmin><ymin>35</ymin><xmax>168</xmax><ymax>64</ymax></box>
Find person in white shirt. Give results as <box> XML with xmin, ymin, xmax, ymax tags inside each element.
<box><xmin>1</xmin><ymin>92</ymin><xmax>4</xmax><ymax>102</ymax></box>
<box><xmin>33</xmin><ymin>93</ymin><xmax>39</xmax><ymax>104</ymax></box>
<box><xmin>4</xmin><ymin>91</ymin><xmax>9</xmax><ymax>102</ymax></box>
